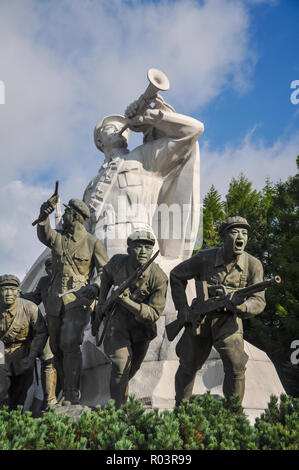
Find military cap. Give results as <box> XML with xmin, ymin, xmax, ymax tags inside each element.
<box><xmin>127</xmin><ymin>230</ymin><xmax>156</xmax><ymax>246</ymax></box>
<box><xmin>94</xmin><ymin>114</ymin><xmax>130</xmax><ymax>152</ymax></box>
<box><xmin>63</xmin><ymin>199</ymin><xmax>90</xmax><ymax>219</ymax></box>
<box><xmin>0</xmin><ymin>274</ymin><xmax>21</xmax><ymax>287</ymax></box>
<box><xmin>219</xmin><ymin>216</ymin><xmax>251</xmax><ymax>236</ymax></box>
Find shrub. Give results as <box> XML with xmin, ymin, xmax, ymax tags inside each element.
<box><xmin>0</xmin><ymin>393</ymin><xmax>298</xmax><ymax>450</ymax></box>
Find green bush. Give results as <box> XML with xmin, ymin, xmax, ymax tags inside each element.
<box><xmin>0</xmin><ymin>393</ymin><xmax>298</xmax><ymax>450</ymax></box>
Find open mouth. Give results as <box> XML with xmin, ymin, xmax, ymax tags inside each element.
<box><xmin>235</xmin><ymin>241</ymin><xmax>244</xmax><ymax>249</ymax></box>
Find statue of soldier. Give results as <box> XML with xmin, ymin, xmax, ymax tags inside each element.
<box><xmin>36</xmin><ymin>198</ymin><xmax>108</xmax><ymax>405</ymax></box>
<box><xmin>170</xmin><ymin>216</ymin><xmax>266</xmax><ymax>405</ymax></box>
<box><xmin>21</xmin><ymin>257</ymin><xmax>58</xmax><ymax>409</ymax></box>
<box><xmin>93</xmin><ymin>230</ymin><xmax>168</xmax><ymax>409</ymax></box>
<box><xmin>0</xmin><ymin>275</ymin><xmax>48</xmax><ymax>410</ymax></box>
<box><xmin>83</xmin><ymin>93</ymin><xmax>203</xmax><ymax>259</ymax></box>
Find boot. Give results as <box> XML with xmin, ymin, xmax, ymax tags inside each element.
<box><xmin>62</xmin><ymin>350</ymin><xmax>82</xmax><ymax>406</ymax></box>
<box><xmin>41</xmin><ymin>360</ymin><xmax>57</xmax><ymax>409</ymax></box>
<box><xmin>62</xmin><ymin>389</ymin><xmax>81</xmax><ymax>406</ymax></box>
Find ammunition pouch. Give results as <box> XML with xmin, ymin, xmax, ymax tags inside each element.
<box><xmin>60</xmin><ymin>273</ymin><xmax>87</xmax><ymax>292</ymax></box>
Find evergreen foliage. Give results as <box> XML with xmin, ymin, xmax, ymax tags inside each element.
<box><xmin>0</xmin><ymin>394</ymin><xmax>298</xmax><ymax>450</ymax></box>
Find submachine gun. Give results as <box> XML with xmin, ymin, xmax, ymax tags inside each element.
<box><xmin>166</xmin><ymin>275</ymin><xmax>281</xmax><ymax>341</ymax></box>
<box><xmin>32</xmin><ymin>180</ymin><xmax>59</xmax><ymax>226</ymax></box>
<box><xmin>95</xmin><ymin>250</ymin><xmax>160</xmax><ymax>347</ymax></box>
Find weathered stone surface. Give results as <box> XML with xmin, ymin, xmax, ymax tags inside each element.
<box><xmin>49</xmin><ymin>404</ymin><xmax>92</xmax><ymax>423</ymax></box>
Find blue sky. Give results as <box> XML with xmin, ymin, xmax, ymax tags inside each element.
<box><xmin>201</xmin><ymin>0</ymin><xmax>299</xmax><ymax>149</ymax></box>
<box><xmin>0</xmin><ymin>0</ymin><xmax>298</xmax><ymax>278</ymax></box>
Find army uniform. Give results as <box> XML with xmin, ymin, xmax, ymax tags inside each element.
<box><xmin>98</xmin><ymin>231</ymin><xmax>168</xmax><ymax>408</ymax></box>
<box><xmin>22</xmin><ymin>263</ymin><xmax>57</xmax><ymax>407</ymax></box>
<box><xmin>37</xmin><ymin>199</ymin><xmax>108</xmax><ymax>403</ymax></box>
<box><xmin>0</xmin><ymin>275</ymin><xmax>48</xmax><ymax>409</ymax></box>
<box><xmin>170</xmin><ymin>217</ymin><xmax>266</xmax><ymax>405</ymax></box>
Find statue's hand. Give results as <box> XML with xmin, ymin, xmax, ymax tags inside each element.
<box><xmin>227</xmin><ymin>291</ymin><xmax>247</xmax><ymax>314</ymax></box>
<box><xmin>125</xmin><ymin>100</ymin><xmax>140</xmax><ymax>119</ymax></box>
<box><xmin>152</xmin><ymin>94</ymin><xmax>176</xmax><ymax>113</ymax></box>
<box><xmin>80</xmin><ymin>284</ymin><xmax>99</xmax><ymax>300</ymax></box>
<box><xmin>39</xmin><ymin>201</ymin><xmax>55</xmax><ymax>219</ymax></box>
<box><xmin>115</xmin><ymin>287</ymin><xmax>131</xmax><ymax>306</ymax></box>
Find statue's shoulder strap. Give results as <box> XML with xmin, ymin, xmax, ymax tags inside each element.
<box><xmin>239</xmin><ymin>252</ymin><xmax>249</xmax><ymax>288</ymax></box>
<box><xmin>61</xmin><ymin>237</ymin><xmax>81</xmax><ymax>276</ymax></box>
<box><xmin>0</xmin><ymin>300</ymin><xmax>24</xmax><ymax>342</ymax></box>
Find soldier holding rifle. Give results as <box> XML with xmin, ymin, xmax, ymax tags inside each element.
<box><xmin>36</xmin><ymin>195</ymin><xmax>108</xmax><ymax>405</ymax></box>
<box><xmin>169</xmin><ymin>216</ymin><xmax>272</xmax><ymax>406</ymax></box>
<box><xmin>92</xmin><ymin>230</ymin><xmax>168</xmax><ymax>409</ymax></box>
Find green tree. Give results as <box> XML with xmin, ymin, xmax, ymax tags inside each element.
<box><xmin>202</xmin><ymin>185</ymin><xmax>224</xmax><ymax>248</ymax></box>
<box><xmin>224</xmin><ymin>172</ymin><xmax>266</xmax><ymax>260</ymax></box>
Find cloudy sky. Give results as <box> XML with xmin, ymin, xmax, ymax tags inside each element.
<box><xmin>0</xmin><ymin>0</ymin><xmax>298</xmax><ymax>278</ymax></box>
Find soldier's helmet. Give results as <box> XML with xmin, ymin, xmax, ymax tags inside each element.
<box><xmin>0</xmin><ymin>274</ymin><xmax>21</xmax><ymax>288</ymax></box>
<box><xmin>127</xmin><ymin>230</ymin><xmax>156</xmax><ymax>246</ymax></box>
<box><xmin>219</xmin><ymin>216</ymin><xmax>251</xmax><ymax>237</ymax></box>
<box><xmin>94</xmin><ymin>114</ymin><xmax>130</xmax><ymax>152</ymax></box>
<box><xmin>63</xmin><ymin>199</ymin><xmax>90</xmax><ymax>220</ymax></box>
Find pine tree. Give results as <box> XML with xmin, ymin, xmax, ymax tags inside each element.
<box><xmin>202</xmin><ymin>185</ymin><xmax>225</xmax><ymax>248</ymax></box>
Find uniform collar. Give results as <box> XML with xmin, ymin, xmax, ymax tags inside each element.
<box><xmin>0</xmin><ymin>298</ymin><xmax>18</xmax><ymax>315</ymax></box>
<box><xmin>66</xmin><ymin>223</ymin><xmax>87</xmax><ymax>242</ymax></box>
<box><xmin>215</xmin><ymin>247</ymin><xmax>246</xmax><ymax>271</ymax></box>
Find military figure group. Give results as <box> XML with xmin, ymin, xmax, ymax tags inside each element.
<box><xmin>0</xmin><ymin>195</ymin><xmax>266</xmax><ymax>411</ymax></box>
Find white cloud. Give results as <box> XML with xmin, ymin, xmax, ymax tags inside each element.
<box><xmin>0</xmin><ymin>0</ymin><xmax>286</xmax><ymax>278</ymax></box>
<box><xmin>200</xmin><ymin>129</ymin><xmax>299</xmax><ymax>198</ymax></box>
<box><xmin>0</xmin><ymin>181</ymin><xmax>51</xmax><ymax>278</ymax></box>
<box><xmin>0</xmin><ymin>0</ymin><xmax>254</xmax><ymax>184</ymax></box>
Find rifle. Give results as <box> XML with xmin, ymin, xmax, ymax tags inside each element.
<box><xmin>32</xmin><ymin>180</ymin><xmax>59</xmax><ymax>226</ymax></box>
<box><xmin>166</xmin><ymin>275</ymin><xmax>281</xmax><ymax>341</ymax></box>
<box><xmin>95</xmin><ymin>250</ymin><xmax>160</xmax><ymax>347</ymax></box>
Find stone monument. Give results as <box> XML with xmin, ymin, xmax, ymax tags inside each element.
<box><xmin>22</xmin><ymin>69</ymin><xmax>285</xmax><ymax>423</ymax></box>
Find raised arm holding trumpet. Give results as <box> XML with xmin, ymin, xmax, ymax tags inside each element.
<box><xmin>83</xmin><ymin>68</ymin><xmax>204</xmax><ymax>258</ymax></box>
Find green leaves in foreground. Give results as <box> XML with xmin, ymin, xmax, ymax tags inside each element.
<box><xmin>0</xmin><ymin>393</ymin><xmax>298</xmax><ymax>450</ymax></box>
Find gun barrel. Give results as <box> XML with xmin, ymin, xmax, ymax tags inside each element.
<box><xmin>238</xmin><ymin>275</ymin><xmax>281</xmax><ymax>297</ymax></box>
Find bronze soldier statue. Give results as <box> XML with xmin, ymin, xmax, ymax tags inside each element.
<box><xmin>93</xmin><ymin>230</ymin><xmax>168</xmax><ymax>409</ymax></box>
<box><xmin>36</xmin><ymin>197</ymin><xmax>108</xmax><ymax>405</ymax></box>
<box><xmin>0</xmin><ymin>275</ymin><xmax>48</xmax><ymax>410</ymax></box>
<box><xmin>22</xmin><ymin>257</ymin><xmax>58</xmax><ymax>409</ymax></box>
<box><xmin>169</xmin><ymin>216</ymin><xmax>266</xmax><ymax>405</ymax></box>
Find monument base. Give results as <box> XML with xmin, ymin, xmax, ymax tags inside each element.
<box><xmin>80</xmin><ymin>339</ymin><xmax>285</xmax><ymax>425</ymax></box>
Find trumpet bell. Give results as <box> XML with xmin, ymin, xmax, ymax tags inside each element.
<box><xmin>147</xmin><ymin>68</ymin><xmax>170</xmax><ymax>92</ymax></box>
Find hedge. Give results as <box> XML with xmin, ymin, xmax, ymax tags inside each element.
<box><xmin>0</xmin><ymin>393</ymin><xmax>298</xmax><ymax>450</ymax></box>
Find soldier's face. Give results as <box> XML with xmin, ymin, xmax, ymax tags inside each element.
<box><xmin>0</xmin><ymin>286</ymin><xmax>19</xmax><ymax>307</ymax></box>
<box><xmin>128</xmin><ymin>242</ymin><xmax>153</xmax><ymax>266</ymax></box>
<box><xmin>62</xmin><ymin>207</ymin><xmax>75</xmax><ymax>229</ymax></box>
<box><xmin>98</xmin><ymin>123</ymin><xmax>127</xmax><ymax>151</ymax></box>
<box><xmin>223</xmin><ymin>227</ymin><xmax>248</xmax><ymax>258</ymax></box>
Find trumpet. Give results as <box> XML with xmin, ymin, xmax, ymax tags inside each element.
<box><xmin>118</xmin><ymin>68</ymin><xmax>170</xmax><ymax>136</ymax></box>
